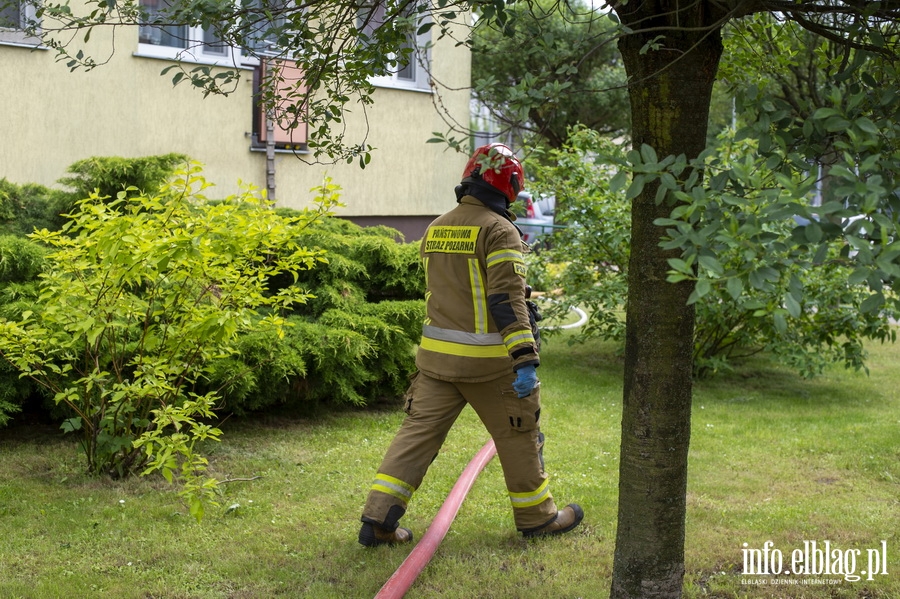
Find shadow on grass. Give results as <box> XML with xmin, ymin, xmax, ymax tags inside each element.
<box><xmin>692</xmin><ymin>353</ymin><xmax>883</xmax><ymax>409</ymax></box>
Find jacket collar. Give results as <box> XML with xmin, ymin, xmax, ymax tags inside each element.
<box><xmin>459</xmin><ymin>195</ymin><xmax>517</xmax><ymax>222</ymax></box>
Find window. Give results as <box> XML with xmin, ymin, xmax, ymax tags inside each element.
<box><xmin>137</xmin><ymin>0</ymin><xmax>234</xmax><ymax>63</ymax></box>
<box><xmin>242</xmin><ymin>0</ymin><xmax>290</xmax><ymax>60</ymax></box>
<box><xmin>0</xmin><ymin>0</ymin><xmax>41</xmax><ymax>47</ymax></box>
<box><xmin>357</xmin><ymin>0</ymin><xmax>431</xmax><ymax>91</ymax></box>
<box><xmin>251</xmin><ymin>59</ymin><xmax>308</xmax><ymax>151</ymax></box>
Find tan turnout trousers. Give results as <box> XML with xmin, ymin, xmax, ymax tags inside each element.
<box><xmin>361</xmin><ymin>370</ymin><xmax>558</xmax><ymax>533</ymax></box>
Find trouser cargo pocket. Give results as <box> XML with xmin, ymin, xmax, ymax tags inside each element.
<box><xmin>403</xmin><ymin>371</ymin><xmax>420</xmax><ymax>414</ymax></box>
<box><xmin>502</xmin><ymin>382</ymin><xmax>541</xmax><ymax>431</ymax></box>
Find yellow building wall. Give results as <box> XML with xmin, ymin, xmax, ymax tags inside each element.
<box><xmin>0</xmin><ymin>13</ymin><xmax>470</xmax><ymax>234</ymax></box>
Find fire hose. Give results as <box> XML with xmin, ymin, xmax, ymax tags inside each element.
<box><xmin>374</xmin><ymin>439</ymin><xmax>498</xmax><ymax>599</ymax></box>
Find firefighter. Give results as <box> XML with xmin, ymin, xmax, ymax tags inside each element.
<box><xmin>358</xmin><ymin>143</ymin><xmax>584</xmax><ymax>547</ymax></box>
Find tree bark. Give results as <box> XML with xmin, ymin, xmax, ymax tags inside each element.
<box><xmin>609</xmin><ymin>4</ymin><xmax>724</xmax><ymax>598</ymax></box>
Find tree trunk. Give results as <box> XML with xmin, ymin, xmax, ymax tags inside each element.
<box><xmin>609</xmin><ymin>5</ymin><xmax>724</xmax><ymax>598</ymax></box>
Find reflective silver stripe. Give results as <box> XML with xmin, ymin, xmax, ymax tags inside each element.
<box><xmin>504</xmin><ymin>329</ymin><xmax>535</xmax><ymax>349</ymax></box>
<box><xmin>509</xmin><ymin>478</ymin><xmax>551</xmax><ymax>508</ymax></box>
<box><xmin>487</xmin><ymin>249</ymin><xmax>524</xmax><ymax>268</ymax></box>
<box><xmin>372</xmin><ymin>473</ymin><xmax>415</xmax><ymax>503</ymax></box>
<box><xmin>469</xmin><ymin>258</ymin><xmax>488</xmax><ymax>334</ymax></box>
<box><xmin>422</xmin><ymin>325</ymin><xmax>503</xmax><ymax>346</ymax></box>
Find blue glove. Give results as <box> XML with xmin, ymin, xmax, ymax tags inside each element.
<box><xmin>512</xmin><ymin>365</ymin><xmax>538</xmax><ymax>398</ymax></box>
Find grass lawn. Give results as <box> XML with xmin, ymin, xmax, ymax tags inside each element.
<box><xmin>0</xmin><ymin>332</ymin><xmax>898</xmax><ymax>598</ymax></box>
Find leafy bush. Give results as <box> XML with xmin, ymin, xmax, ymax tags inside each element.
<box><xmin>0</xmin><ymin>165</ymin><xmax>330</xmax><ymax>519</ymax></box>
<box><xmin>525</xmin><ymin>129</ymin><xmax>630</xmax><ymax>345</ymax></box>
<box><xmin>205</xmin><ymin>300</ymin><xmax>423</xmax><ymax>414</ymax></box>
<box><xmin>0</xmin><ymin>155</ymin><xmax>193</xmax><ymax>429</ymax></box>
<box><xmin>527</xmin><ymin>126</ymin><xmax>897</xmax><ymax>377</ymax></box>
<box><xmin>2</xmin><ymin>159</ymin><xmax>426</xmax><ymax>438</ymax></box>
<box><xmin>272</xmin><ymin>212</ymin><xmax>424</xmax><ymax>314</ymax></box>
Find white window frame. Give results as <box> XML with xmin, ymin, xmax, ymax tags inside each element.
<box><xmin>239</xmin><ymin>0</ymin><xmax>292</xmax><ymax>67</ymax></box>
<box><xmin>358</xmin><ymin>0</ymin><xmax>432</xmax><ymax>93</ymax></box>
<box><xmin>0</xmin><ymin>0</ymin><xmax>42</xmax><ymax>47</ymax></box>
<box><xmin>136</xmin><ymin>0</ymin><xmax>238</xmax><ymax>65</ymax></box>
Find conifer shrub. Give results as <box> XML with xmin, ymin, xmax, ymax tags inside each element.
<box><xmin>58</xmin><ymin>154</ymin><xmax>190</xmax><ymax>205</ymax></box>
<box><xmin>204</xmin><ymin>208</ymin><xmax>425</xmax><ymax>413</ymax></box>
<box><xmin>0</xmin><ymin>179</ymin><xmax>71</xmax><ymax>236</ymax></box>
<box><xmin>0</xmin><ymin>155</ymin><xmax>189</xmax><ymax>239</ymax></box>
<box><xmin>0</xmin><ymin>235</ymin><xmax>46</xmax><ymax>426</ymax></box>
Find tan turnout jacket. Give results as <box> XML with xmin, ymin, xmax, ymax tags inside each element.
<box><xmin>415</xmin><ymin>195</ymin><xmax>539</xmax><ymax>382</ymax></box>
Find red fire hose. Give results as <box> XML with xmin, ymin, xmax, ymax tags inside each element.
<box><xmin>374</xmin><ymin>439</ymin><xmax>498</xmax><ymax>599</ymax></box>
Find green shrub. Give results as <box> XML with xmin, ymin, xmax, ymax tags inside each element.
<box><xmin>270</xmin><ymin>212</ymin><xmax>424</xmax><ymax>317</ymax></box>
<box><xmin>0</xmin><ymin>235</ymin><xmax>45</xmax><ymax>283</ymax></box>
<box><xmin>0</xmin><ymin>235</ymin><xmax>46</xmax><ymax>426</ymax></box>
<box><xmin>204</xmin><ymin>208</ymin><xmax>426</xmax><ymax>414</ymax></box>
<box><xmin>527</xmin><ymin>126</ymin><xmax>897</xmax><ymax>378</ymax></box>
<box><xmin>0</xmin><ymin>155</ymin><xmax>189</xmax><ymax>238</ymax></box>
<box><xmin>1</xmin><ymin>162</ymin><xmax>426</xmax><ymax>435</ymax></box>
<box><xmin>0</xmin><ymin>165</ymin><xmax>331</xmax><ymax>520</ymax></box>
<box><xmin>58</xmin><ymin>154</ymin><xmax>190</xmax><ymax>204</ymax></box>
<box><xmin>0</xmin><ymin>154</ymin><xmax>186</xmax><ymax>427</ymax></box>
<box><xmin>286</xmin><ymin>300</ymin><xmax>423</xmax><ymax>407</ymax></box>
<box><xmin>0</xmin><ymin>179</ymin><xmax>70</xmax><ymax>236</ymax></box>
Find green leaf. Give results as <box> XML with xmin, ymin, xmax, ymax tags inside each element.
<box><xmin>773</xmin><ymin>311</ymin><xmax>787</xmax><ymax>334</ymax></box>
<box><xmin>848</xmin><ymin>267</ymin><xmax>869</xmax><ymax>285</ymax></box>
<box><xmin>639</xmin><ymin>144</ymin><xmax>658</xmax><ymax>165</ymax></box>
<box><xmin>725</xmin><ymin>276</ymin><xmax>743</xmax><ymax>300</ymax></box>
<box><xmin>61</xmin><ymin>417</ymin><xmax>82</xmax><ymax>433</ymax></box>
<box><xmin>189</xmin><ymin>497</ymin><xmax>205</xmax><ymax>523</ymax></box>
<box><xmin>659</xmin><ymin>172</ymin><xmax>677</xmax><ymax>190</ymax></box>
<box><xmin>698</xmin><ymin>255</ymin><xmax>723</xmax><ymax>276</ymax></box>
<box><xmin>811</xmin><ymin>107</ymin><xmax>841</xmax><ymax>120</ymax></box>
<box><xmin>625</xmin><ymin>175</ymin><xmax>645</xmax><ymax>200</ymax></box>
<box><xmin>854</xmin><ymin>117</ymin><xmax>878</xmax><ymax>135</ymax></box>
<box><xmin>86</xmin><ymin>326</ymin><xmax>104</xmax><ymax>346</ymax></box>
<box><xmin>655</xmin><ymin>184</ymin><xmax>669</xmax><ymax>205</ymax></box>
<box><xmin>609</xmin><ymin>170</ymin><xmax>628</xmax><ymax>194</ymax></box>
<box><xmin>860</xmin><ymin>292</ymin><xmax>884</xmax><ymax>314</ymax></box>
<box><xmin>688</xmin><ymin>279</ymin><xmax>711</xmax><ymax>305</ymax></box>
<box><xmin>784</xmin><ymin>293</ymin><xmax>801</xmax><ymax>318</ymax></box>
<box><xmin>667</xmin><ymin>257</ymin><xmax>692</xmax><ymax>274</ymax></box>
<box><xmin>803</xmin><ymin>222</ymin><xmax>823</xmax><ymax>243</ymax></box>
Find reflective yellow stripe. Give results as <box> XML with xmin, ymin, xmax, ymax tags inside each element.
<box><xmin>487</xmin><ymin>249</ymin><xmax>524</xmax><ymax>269</ymax></box>
<box><xmin>504</xmin><ymin>329</ymin><xmax>535</xmax><ymax>350</ymax></box>
<box><xmin>371</xmin><ymin>473</ymin><xmax>416</xmax><ymax>504</ymax></box>
<box><xmin>420</xmin><ymin>336</ymin><xmax>508</xmax><ymax>358</ymax></box>
<box><xmin>509</xmin><ymin>478</ymin><xmax>552</xmax><ymax>509</ymax></box>
<box><xmin>423</xmin><ymin>258</ymin><xmax>432</xmax><ymax>325</ymax></box>
<box><xmin>469</xmin><ymin>258</ymin><xmax>488</xmax><ymax>334</ymax></box>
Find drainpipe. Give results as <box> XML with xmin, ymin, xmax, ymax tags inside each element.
<box><xmin>265</xmin><ymin>106</ymin><xmax>276</xmax><ymax>203</ymax></box>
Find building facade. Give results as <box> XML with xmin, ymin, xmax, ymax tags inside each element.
<box><xmin>0</xmin><ymin>1</ymin><xmax>471</xmax><ymax>240</ymax></box>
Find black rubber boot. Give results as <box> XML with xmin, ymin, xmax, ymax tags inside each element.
<box><xmin>358</xmin><ymin>522</ymin><xmax>414</xmax><ymax>547</ymax></box>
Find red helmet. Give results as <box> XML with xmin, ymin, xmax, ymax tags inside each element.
<box><xmin>461</xmin><ymin>143</ymin><xmax>525</xmax><ymax>203</ymax></box>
